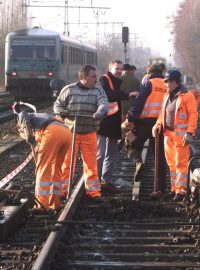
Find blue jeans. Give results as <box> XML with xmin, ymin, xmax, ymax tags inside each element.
<box><xmin>97</xmin><ymin>135</ymin><xmax>119</xmax><ymax>183</ymax></box>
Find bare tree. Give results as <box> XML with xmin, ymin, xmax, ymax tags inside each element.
<box><xmin>0</xmin><ymin>0</ymin><xmax>24</xmax><ymax>87</ymax></box>
<box><xmin>172</xmin><ymin>0</ymin><xmax>200</xmax><ymax>82</ymax></box>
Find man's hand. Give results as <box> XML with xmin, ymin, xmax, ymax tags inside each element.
<box><xmin>152</xmin><ymin>124</ymin><xmax>161</xmax><ymax>137</ymax></box>
<box><xmin>121</xmin><ymin>119</ymin><xmax>135</xmax><ymax>130</ymax></box>
<box><xmin>129</xmin><ymin>91</ymin><xmax>139</xmax><ymax>98</ymax></box>
<box><xmin>182</xmin><ymin>133</ymin><xmax>193</xmax><ymax>146</ymax></box>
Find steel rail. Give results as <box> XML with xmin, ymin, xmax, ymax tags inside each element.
<box><xmin>31</xmin><ymin>176</ymin><xmax>84</xmax><ymax>270</ymax></box>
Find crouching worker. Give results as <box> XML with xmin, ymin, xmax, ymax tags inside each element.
<box><xmin>16</xmin><ymin>110</ymin><xmax>72</xmax><ymax>211</ymax></box>
<box><xmin>152</xmin><ymin>70</ymin><xmax>198</xmax><ymax>202</ymax></box>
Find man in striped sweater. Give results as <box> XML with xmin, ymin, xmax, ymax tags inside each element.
<box><xmin>53</xmin><ymin>65</ymin><xmax>108</xmax><ymax>199</ymax></box>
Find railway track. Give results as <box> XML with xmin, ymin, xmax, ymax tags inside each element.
<box><xmin>45</xmin><ymin>148</ymin><xmax>200</xmax><ymax>270</ymax></box>
<box><xmin>1</xmin><ymin>142</ymin><xmax>200</xmax><ymax>269</ymax></box>
<box><xmin>29</xmin><ymin>137</ymin><xmax>200</xmax><ymax>270</ymax></box>
<box><xmin>1</xmin><ymin>123</ymin><xmax>200</xmax><ymax>269</ymax></box>
<box><xmin>0</xmin><ymin>139</ymin><xmax>83</xmax><ymax>270</ymax></box>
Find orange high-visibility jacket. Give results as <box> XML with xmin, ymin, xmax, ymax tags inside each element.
<box><xmin>157</xmin><ymin>89</ymin><xmax>198</xmax><ymax>142</ymax></box>
<box><xmin>140</xmin><ymin>78</ymin><xmax>166</xmax><ymax>119</ymax></box>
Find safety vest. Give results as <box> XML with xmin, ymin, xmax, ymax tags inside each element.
<box><xmin>140</xmin><ymin>78</ymin><xmax>166</xmax><ymax>119</ymax></box>
<box><xmin>103</xmin><ymin>73</ymin><xmax>119</xmax><ymax>116</ymax></box>
<box><xmin>158</xmin><ymin>91</ymin><xmax>198</xmax><ymax>142</ymax></box>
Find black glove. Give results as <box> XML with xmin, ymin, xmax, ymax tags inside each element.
<box><xmin>182</xmin><ymin>133</ymin><xmax>193</xmax><ymax>146</ymax></box>
<box><xmin>27</xmin><ymin>135</ymin><xmax>36</xmax><ymax>145</ymax></box>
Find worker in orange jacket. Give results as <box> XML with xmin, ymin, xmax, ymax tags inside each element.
<box><xmin>152</xmin><ymin>70</ymin><xmax>198</xmax><ymax>202</ymax></box>
<box><xmin>16</xmin><ymin>110</ymin><xmax>72</xmax><ymax>211</ymax></box>
<box><xmin>122</xmin><ymin>64</ymin><xmax>167</xmax><ymax>194</ymax></box>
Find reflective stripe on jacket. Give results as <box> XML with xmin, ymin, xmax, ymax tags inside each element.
<box><xmin>157</xmin><ymin>89</ymin><xmax>198</xmax><ymax>142</ymax></box>
<box><xmin>140</xmin><ymin>78</ymin><xmax>166</xmax><ymax>119</ymax></box>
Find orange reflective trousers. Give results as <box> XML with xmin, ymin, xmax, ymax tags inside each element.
<box><xmin>62</xmin><ymin>132</ymin><xmax>101</xmax><ymax>197</ymax></box>
<box><xmin>35</xmin><ymin>123</ymin><xmax>72</xmax><ymax>210</ymax></box>
<box><xmin>164</xmin><ymin>130</ymin><xmax>189</xmax><ymax>195</ymax></box>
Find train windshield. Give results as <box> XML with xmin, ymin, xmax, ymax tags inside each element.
<box><xmin>11</xmin><ymin>38</ymin><xmax>56</xmax><ymax>59</ymax></box>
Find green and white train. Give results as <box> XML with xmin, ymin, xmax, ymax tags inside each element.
<box><xmin>5</xmin><ymin>27</ymin><xmax>97</xmax><ymax>99</ymax></box>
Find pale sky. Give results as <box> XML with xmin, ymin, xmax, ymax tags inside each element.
<box><xmin>29</xmin><ymin>0</ymin><xmax>183</xmax><ymax>62</ymax></box>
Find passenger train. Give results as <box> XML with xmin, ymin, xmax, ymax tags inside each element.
<box><xmin>5</xmin><ymin>27</ymin><xmax>97</xmax><ymax>99</ymax></box>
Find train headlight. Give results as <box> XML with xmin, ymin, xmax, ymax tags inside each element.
<box><xmin>48</xmin><ymin>72</ymin><xmax>53</xmax><ymax>77</ymax></box>
<box><xmin>12</xmin><ymin>71</ymin><xmax>17</xmax><ymax>76</ymax></box>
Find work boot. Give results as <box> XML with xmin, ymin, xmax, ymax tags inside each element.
<box><xmin>101</xmin><ymin>181</ymin><xmax>118</xmax><ymax>191</ymax></box>
<box><xmin>173</xmin><ymin>193</ymin><xmax>185</xmax><ymax>202</ymax></box>
<box><xmin>112</xmin><ymin>178</ymin><xmax>132</xmax><ymax>189</ymax></box>
<box><xmin>149</xmin><ymin>191</ymin><xmax>163</xmax><ymax>199</ymax></box>
<box><xmin>134</xmin><ymin>162</ymin><xmax>144</xmax><ymax>182</ymax></box>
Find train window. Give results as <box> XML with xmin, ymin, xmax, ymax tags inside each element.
<box><xmin>61</xmin><ymin>44</ymin><xmax>68</xmax><ymax>64</ymax></box>
<box><xmin>72</xmin><ymin>47</ymin><xmax>76</xmax><ymax>64</ymax></box>
<box><xmin>61</xmin><ymin>44</ymin><xmax>64</xmax><ymax>63</ymax></box>
<box><xmin>36</xmin><ymin>45</ymin><xmax>45</xmax><ymax>58</ymax></box>
<box><xmin>48</xmin><ymin>46</ymin><xmax>55</xmax><ymax>59</ymax></box>
<box><xmin>69</xmin><ymin>47</ymin><xmax>75</xmax><ymax>64</ymax></box>
<box><xmin>11</xmin><ymin>38</ymin><xmax>55</xmax><ymax>59</ymax></box>
<box><xmin>11</xmin><ymin>45</ymin><xmax>33</xmax><ymax>58</ymax></box>
<box><xmin>68</xmin><ymin>47</ymin><xmax>71</xmax><ymax>64</ymax></box>
<box><xmin>86</xmin><ymin>51</ymin><xmax>95</xmax><ymax>65</ymax></box>
<box><xmin>68</xmin><ymin>46</ymin><xmax>82</xmax><ymax>64</ymax></box>
<box><xmin>76</xmin><ymin>48</ymin><xmax>83</xmax><ymax>64</ymax></box>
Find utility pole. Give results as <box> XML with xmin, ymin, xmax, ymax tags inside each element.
<box><xmin>64</xmin><ymin>0</ymin><xmax>69</xmax><ymax>35</ymax></box>
<box><xmin>22</xmin><ymin>0</ymin><xmax>28</xmax><ymax>28</ymax></box>
<box><xmin>95</xmin><ymin>10</ymin><xmax>100</xmax><ymax>50</ymax></box>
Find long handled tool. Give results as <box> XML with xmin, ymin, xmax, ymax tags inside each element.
<box><xmin>154</xmin><ymin>129</ymin><xmax>159</xmax><ymax>193</ymax></box>
<box><xmin>67</xmin><ymin>116</ymin><xmax>77</xmax><ymax>200</ymax></box>
<box><xmin>66</xmin><ymin>114</ymin><xmax>93</xmax><ymax>200</ymax></box>
<box><xmin>30</xmin><ymin>144</ymin><xmax>37</xmax><ymax>165</ymax></box>
<box><xmin>149</xmin><ymin>130</ymin><xmax>163</xmax><ymax>199</ymax></box>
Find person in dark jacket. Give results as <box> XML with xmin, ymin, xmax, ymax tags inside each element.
<box><xmin>97</xmin><ymin>59</ymin><xmax>138</xmax><ymax>188</ymax></box>
<box><xmin>120</xmin><ymin>63</ymin><xmax>140</xmax><ymax>120</ymax></box>
<box><xmin>122</xmin><ymin>64</ymin><xmax>167</xmax><ymax>196</ymax></box>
